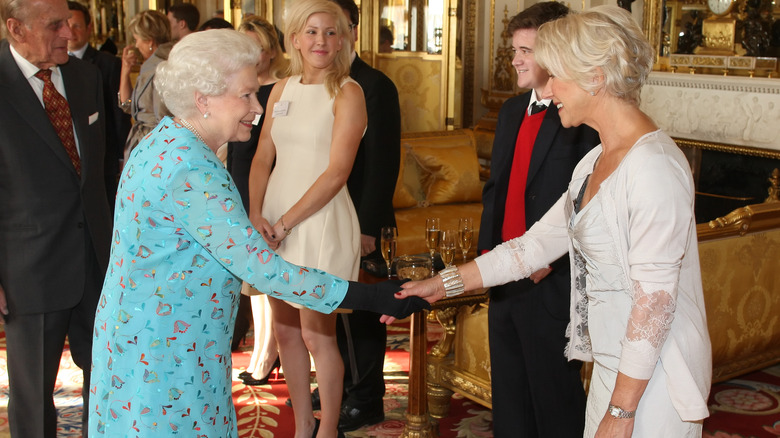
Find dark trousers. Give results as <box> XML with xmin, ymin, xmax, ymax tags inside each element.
<box><xmin>336</xmin><ymin>309</ymin><xmax>387</xmax><ymax>408</ymax></box>
<box><xmin>5</xmin><ymin>261</ymin><xmax>101</xmax><ymax>438</ymax></box>
<box><xmin>488</xmin><ymin>276</ymin><xmax>586</xmax><ymax>438</ymax></box>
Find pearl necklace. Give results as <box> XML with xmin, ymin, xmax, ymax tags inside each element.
<box><xmin>178</xmin><ymin>118</ymin><xmax>206</xmax><ymax>145</ymax></box>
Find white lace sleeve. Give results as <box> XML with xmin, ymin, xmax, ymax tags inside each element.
<box><xmin>618</xmin><ymin>279</ymin><xmax>676</xmax><ymax>380</ymax></box>
<box><xmin>475</xmin><ymin>193</ymin><xmax>571</xmax><ymax>288</ymax></box>
<box><xmin>474</xmin><ymin>238</ymin><xmax>538</xmax><ymax>288</ymax></box>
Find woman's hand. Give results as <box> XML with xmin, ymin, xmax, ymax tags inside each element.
<box><xmin>594</xmin><ymin>413</ymin><xmax>635</xmax><ymax>438</ymax></box>
<box><xmin>250</xmin><ymin>213</ymin><xmax>280</xmax><ymax>249</ymax></box>
<box><xmin>396</xmin><ymin>276</ymin><xmax>446</xmax><ymax>303</ymax></box>
<box><xmin>121</xmin><ymin>46</ymin><xmax>138</xmax><ymax>74</ymax></box>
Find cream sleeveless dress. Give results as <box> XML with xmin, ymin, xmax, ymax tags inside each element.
<box><xmin>262</xmin><ymin>75</ymin><xmax>361</xmax><ymax>303</ymax></box>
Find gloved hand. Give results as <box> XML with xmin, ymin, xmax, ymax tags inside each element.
<box><xmin>339</xmin><ymin>279</ymin><xmax>431</xmax><ymax>319</ymax></box>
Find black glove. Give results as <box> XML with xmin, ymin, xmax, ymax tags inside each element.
<box><xmin>339</xmin><ymin>280</ymin><xmax>431</xmax><ymax>319</ymax></box>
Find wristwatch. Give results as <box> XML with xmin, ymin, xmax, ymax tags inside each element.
<box><xmin>608</xmin><ymin>404</ymin><xmax>636</xmax><ymax>419</ymax></box>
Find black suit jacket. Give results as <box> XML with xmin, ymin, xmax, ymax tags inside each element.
<box><xmin>80</xmin><ymin>45</ymin><xmax>131</xmax><ymax>206</ymax></box>
<box><xmin>478</xmin><ymin>92</ymin><xmax>600</xmax><ymax>257</ymax></box>
<box><xmin>346</xmin><ymin>56</ymin><xmax>401</xmax><ymax>256</ymax></box>
<box><xmin>0</xmin><ymin>39</ymin><xmax>112</xmax><ymax>315</ymax></box>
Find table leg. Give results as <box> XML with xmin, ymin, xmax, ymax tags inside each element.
<box><xmin>401</xmin><ymin>310</ymin><xmax>437</xmax><ymax>438</ymax></box>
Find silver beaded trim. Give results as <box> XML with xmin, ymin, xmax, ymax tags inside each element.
<box><xmin>439</xmin><ymin>266</ymin><xmax>465</xmax><ymax>298</ymax></box>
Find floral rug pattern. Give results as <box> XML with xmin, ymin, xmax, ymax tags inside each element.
<box><xmin>0</xmin><ymin>327</ymin><xmax>778</xmax><ymax>437</ymax></box>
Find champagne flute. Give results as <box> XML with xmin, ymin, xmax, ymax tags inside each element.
<box><xmin>425</xmin><ymin>218</ymin><xmax>441</xmax><ymax>274</ymax></box>
<box><xmin>440</xmin><ymin>229</ymin><xmax>457</xmax><ymax>268</ymax></box>
<box><xmin>380</xmin><ymin>226</ymin><xmax>397</xmax><ymax>279</ymax></box>
<box><xmin>395</xmin><ymin>255</ymin><xmax>433</xmax><ymax>281</ymax></box>
<box><xmin>458</xmin><ymin>217</ymin><xmax>473</xmax><ymax>261</ymax></box>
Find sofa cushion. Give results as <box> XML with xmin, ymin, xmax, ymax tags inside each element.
<box><xmin>393</xmin><ymin>146</ymin><xmax>427</xmax><ymax>209</ymax></box>
<box><xmin>408</xmin><ymin>144</ymin><xmax>482</xmax><ymax>205</ymax></box>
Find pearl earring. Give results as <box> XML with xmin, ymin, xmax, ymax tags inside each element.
<box><xmin>203</xmin><ymin>112</ymin><xmax>210</xmax><ymax>119</ymax></box>
<box><xmin>149</xmin><ymin>45</ymin><xmax>153</xmax><ymax>52</ymax></box>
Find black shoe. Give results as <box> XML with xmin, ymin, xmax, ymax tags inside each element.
<box><xmin>241</xmin><ymin>357</ymin><xmax>281</xmax><ymax>386</ymax></box>
<box><xmin>337</xmin><ymin>403</ymin><xmax>385</xmax><ymax>432</ymax></box>
<box><xmin>286</xmin><ymin>387</ymin><xmax>322</xmax><ymax>410</ymax></box>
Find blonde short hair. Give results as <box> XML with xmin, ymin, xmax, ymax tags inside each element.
<box><xmin>284</xmin><ymin>0</ymin><xmax>351</xmax><ymax>98</ymax></box>
<box><xmin>154</xmin><ymin>29</ymin><xmax>261</xmax><ymax>118</ymax></box>
<box><xmin>535</xmin><ymin>5</ymin><xmax>654</xmax><ymax>106</ymax></box>
<box><xmin>127</xmin><ymin>9</ymin><xmax>171</xmax><ymax>45</ymax></box>
<box><xmin>239</xmin><ymin>16</ymin><xmax>288</xmax><ymax>81</ymax></box>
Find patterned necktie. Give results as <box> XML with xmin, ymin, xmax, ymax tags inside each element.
<box><xmin>34</xmin><ymin>69</ymin><xmax>81</xmax><ymax>176</ymax></box>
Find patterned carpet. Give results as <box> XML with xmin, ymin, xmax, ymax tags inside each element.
<box><xmin>0</xmin><ymin>323</ymin><xmax>778</xmax><ymax>437</ymax></box>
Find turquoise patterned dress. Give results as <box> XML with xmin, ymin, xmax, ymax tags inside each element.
<box><xmin>89</xmin><ymin>117</ymin><xmax>348</xmax><ymax>437</ymax></box>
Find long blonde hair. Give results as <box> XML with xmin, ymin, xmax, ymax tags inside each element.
<box><xmin>239</xmin><ymin>15</ymin><xmax>288</xmax><ymax>81</ymax></box>
<box><xmin>284</xmin><ymin>0</ymin><xmax>352</xmax><ymax>98</ymax></box>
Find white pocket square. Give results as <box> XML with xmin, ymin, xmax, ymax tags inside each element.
<box><xmin>88</xmin><ymin>112</ymin><xmax>99</xmax><ymax>125</ymax></box>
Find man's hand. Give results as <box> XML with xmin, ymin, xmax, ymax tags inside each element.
<box><xmin>529</xmin><ymin>266</ymin><xmax>552</xmax><ymax>284</ymax></box>
<box><xmin>360</xmin><ymin>234</ymin><xmax>376</xmax><ymax>257</ymax></box>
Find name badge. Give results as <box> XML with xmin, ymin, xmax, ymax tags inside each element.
<box><xmin>273</xmin><ymin>101</ymin><xmax>290</xmax><ymax>118</ymax></box>
<box><xmin>252</xmin><ymin>113</ymin><xmax>262</xmax><ymax>125</ymax></box>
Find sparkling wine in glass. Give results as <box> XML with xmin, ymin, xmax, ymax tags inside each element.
<box><xmin>395</xmin><ymin>255</ymin><xmax>433</xmax><ymax>281</ymax></box>
<box><xmin>380</xmin><ymin>226</ymin><xmax>397</xmax><ymax>279</ymax></box>
<box><xmin>425</xmin><ymin>218</ymin><xmax>440</xmax><ymax>272</ymax></box>
<box><xmin>458</xmin><ymin>217</ymin><xmax>473</xmax><ymax>261</ymax></box>
<box><xmin>440</xmin><ymin>229</ymin><xmax>457</xmax><ymax>267</ymax></box>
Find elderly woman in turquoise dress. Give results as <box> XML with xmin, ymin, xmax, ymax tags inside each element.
<box><xmin>88</xmin><ymin>29</ymin><xmax>425</xmax><ymax>437</ymax></box>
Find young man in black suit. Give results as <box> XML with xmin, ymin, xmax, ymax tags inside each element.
<box><xmin>0</xmin><ymin>0</ymin><xmax>112</xmax><ymax>435</ymax></box>
<box><xmin>67</xmin><ymin>0</ymin><xmax>130</xmax><ymax>207</ymax></box>
<box><xmin>477</xmin><ymin>3</ymin><xmax>601</xmax><ymax>437</ymax></box>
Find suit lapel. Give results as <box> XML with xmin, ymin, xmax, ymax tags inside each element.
<box><xmin>526</xmin><ymin>105</ymin><xmax>562</xmax><ymax>187</ymax></box>
<box><xmin>495</xmin><ymin>95</ymin><xmax>529</xmax><ymax>191</ymax></box>
<box><xmin>62</xmin><ymin>60</ymin><xmax>92</xmax><ymax>181</ymax></box>
<box><xmin>0</xmin><ymin>41</ymin><xmax>77</xmax><ymax>176</ymax></box>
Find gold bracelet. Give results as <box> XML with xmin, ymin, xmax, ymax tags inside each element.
<box><xmin>438</xmin><ymin>266</ymin><xmax>465</xmax><ymax>298</ymax></box>
<box><xmin>280</xmin><ymin>215</ymin><xmax>292</xmax><ymax>236</ymax></box>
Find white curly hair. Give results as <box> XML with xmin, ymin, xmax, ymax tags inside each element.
<box><xmin>154</xmin><ymin>29</ymin><xmax>261</xmax><ymax>118</ymax></box>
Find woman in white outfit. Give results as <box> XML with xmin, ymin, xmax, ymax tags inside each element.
<box><xmin>393</xmin><ymin>6</ymin><xmax>712</xmax><ymax>438</ymax></box>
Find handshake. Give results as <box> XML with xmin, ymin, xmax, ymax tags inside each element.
<box><xmin>339</xmin><ymin>279</ymin><xmax>431</xmax><ymax>321</ymax></box>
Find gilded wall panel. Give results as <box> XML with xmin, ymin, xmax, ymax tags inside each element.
<box><xmin>377</xmin><ymin>57</ymin><xmax>444</xmax><ymax>132</ymax></box>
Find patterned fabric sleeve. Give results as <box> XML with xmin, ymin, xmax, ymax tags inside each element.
<box><xmin>166</xmin><ymin>143</ymin><xmax>348</xmax><ymax>314</ymax></box>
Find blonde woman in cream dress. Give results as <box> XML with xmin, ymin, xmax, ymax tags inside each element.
<box><xmin>247</xmin><ymin>1</ymin><xmax>366</xmax><ymax>437</ymax></box>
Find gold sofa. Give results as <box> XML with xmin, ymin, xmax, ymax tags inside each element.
<box><xmin>425</xmin><ymin>170</ymin><xmax>780</xmax><ymax>414</ymax></box>
<box><xmin>392</xmin><ymin>129</ymin><xmax>486</xmax><ymax>256</ymax></box>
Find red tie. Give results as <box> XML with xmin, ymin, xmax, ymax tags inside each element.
<box><xmin>35</xmin><ymin>69</ymin><xmax>81</xmax><ymax>176</ymax></box>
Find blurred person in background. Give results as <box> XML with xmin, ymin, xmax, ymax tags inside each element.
<box><xmin>167</xmin><ymin>2</ymin><xmax>200</xmax><ymax>41</ymax></box>
<box><xmin>118</xmin><ymin>9</ymin><xmax>172</xmax><ymax>163</ymax></box>
<box><xmin>228</xmin><ymin>16</ymin><xmax>288</xmax><ymax>388</ymax></box>
<box><xmin>67</xmin><ymin>0</ymin><xmax>131</xmax><ymax>208</ymax></box>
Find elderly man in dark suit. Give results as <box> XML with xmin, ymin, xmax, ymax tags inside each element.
<box><xmin>67</xmin><ymin>0</ymin><xmax>130</xmax><ymax>208</ymax></box>
<box><xmin>0</xmin><ymin>0</ymin><xmax>112</xmax><ymax>435</ymax></box>
<box><xmin>477</xmin><ymin>3</ymin><xmax>600</xmax><ymax>437</ymax></box>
